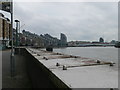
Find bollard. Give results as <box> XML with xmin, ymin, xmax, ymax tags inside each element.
<box><xmin>37</xmin><ymin>54</ymin><xmax>40</xmax><ymax>56</ymax></box>
<box><xmin>63</xmin><ymin>65</ymin><xmax>67</xmax><ymax>70</ymax></box>
<box><xmin>56</xmin><ymin>63</ymin><xmax>60</xmax><ymax>66</ymax></box>
<box><xmin>43</xmin><ymin>57</ymin><xmax>48</xmax><ymax>60</ymax></box>
<box><xmin>96</xmin><ymin>60</ymin><xmax>101</xmax><ymax>64</ymax></box>
<box><xmin>110</xmin><ymin>62</ymin><xmax>114</xmax><ymax>66</ymax></box>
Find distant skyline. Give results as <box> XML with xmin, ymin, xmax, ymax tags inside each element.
<box><xmin>0</xmin><ymin>1</ymin><xmax>118</xmax><ymax>42</ymax></box>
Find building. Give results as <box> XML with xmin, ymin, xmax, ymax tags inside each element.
<box><xmin>0</xmin><ymin>13</ymin><xmax>11</xmax><ymax>47</ymax></box>
<box><xmin>20</xmin><ymin>30</ymin><xmax>67</xmax><ymax>47</ymax></box>
<box><xmin>20</xmin><ymin>30</ymin><xmax>44</xmax><ymax>47</ymax></box>
<box><xmin>110</xmin><ymin>40</ymin><xmax>116</xmax><ymax>44</ymax></box>
<box><xmin>60</xmin><ymin>33</ymin><xmax>67</xmax><ymax>46</ymax></box>
<box><xmin>99</xmin><ymin>37</ymin><xmax>104</xmax><ymax>43</ymax></box>
<box><xmin>68</xmin><ymin>41</ymin><xmax>91</xmax><ymax>47</ymax></box>
<box><xmin>0</xmin><ymin>13</ymin><xmax>3</xmax><ymax>44</ymax></box>
<box><xmin>40</xmin><ymin>34</ymin><xmax>60</xmax><ymax>47</ymax></box>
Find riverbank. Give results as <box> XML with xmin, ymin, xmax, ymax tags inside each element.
<box><xmin>26</xmin><ymin>48</ymin><xmax>118</xmax><ymax>88</ymax></box>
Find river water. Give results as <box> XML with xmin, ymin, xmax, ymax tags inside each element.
<box><xmin>53</xmin><ymin>47</ymin><xmax>119</xmax><ymax>69</ymax></box>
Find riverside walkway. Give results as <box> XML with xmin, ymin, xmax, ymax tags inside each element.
<box><xmin>2</xmin><ymin>49</ymin><xmax>57</xmax><ymax>89</ymax></box>
<box><xmin>1</xmin><ymin>48</ymin><xmax>118</xmax><ymax>89</ymax></box>
<box><xmin>26</xmin><ymin>48</ymin><xmax>118</xmax><ymax>89</ymax></box>
<box><xmin>2</xmin><ymin>49</ymin><xmax>32</xmax><ymax>89</ymax></box>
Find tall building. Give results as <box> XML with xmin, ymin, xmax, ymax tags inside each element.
<box><xmin>0</xmin><ymin>13</ymin><xmax>11</xmax><ymax>46</ymax></box>
<box><xmin>99</xmin><ymin>37</ymin><xmax>104</xmax><ymax>43</ymax></box>
<box><xmin>60</xmin><ymin>33</ymin><xmax>67</xmax><ymax>46</ymax></box>
<box><xmin>0</xmin><ymin>13</ymin><xmax>3</xmax><ymax>43</ymax></box>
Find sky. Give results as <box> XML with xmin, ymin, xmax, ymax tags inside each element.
<box><xmin>0</xmin><ymin>0</ymin><xmax>118</xmax><ymax>42</ymax></box>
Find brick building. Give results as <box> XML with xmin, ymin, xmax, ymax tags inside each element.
<box><xmin>0</xmin><ymin>13</ymin><xmax>11</xmax><ymax>47</ymax></box>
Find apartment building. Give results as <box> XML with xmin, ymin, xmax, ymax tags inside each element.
<box><xmin>0</xmin><ymin>13</ymin><xmax>11</xmax><ymax>46</ymax></box>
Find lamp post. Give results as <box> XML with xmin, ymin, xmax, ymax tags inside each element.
<box><xmin>10</xmin><ymin>0</ymin><xmax>14</xmax><ymax>77</ymax></box>
<box><xmin>18</xmin><ymin>21</ymin><xmax>20</xmax><ymax>46</ymax></box>
<box><xmin>15</xmin><ymin>20</ymin><xmax>19</xmax><ymax>47</ymax></box>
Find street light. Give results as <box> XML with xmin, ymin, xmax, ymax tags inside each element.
<box><xmin>10</xmin><ymin>19</ymin><xmax>20</xmax><ymax>77</ymax></box>
<box><xmin>15</xmin><ymin>20</ymin><xmax>20</xmax><ymax>47</ymax></box>
<box><xmin>18</xmin><ymin>21</ymin><xmax>21</xmax><ymax>46</ymax></box>
<box><xmin>10</xmin><ymin>0</ymin><xmax>14</xmax><ymax>78</ymax></box>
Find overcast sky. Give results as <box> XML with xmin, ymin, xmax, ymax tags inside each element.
<box><xmin>0</xmin><ymin>1</ymin><xmax>118</xmax><ymax>42</ymax></box>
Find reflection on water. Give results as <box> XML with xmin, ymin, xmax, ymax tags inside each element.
<box><xmin>53</xmin><ymin>47</ymin><xmax>118</xmax><ymax>69</ymax></box>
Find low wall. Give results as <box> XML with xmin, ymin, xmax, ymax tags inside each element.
<box><xmin>15</xmin><ymin>48</ymin><xmax>71</xmax><ymax>89</ymax></box>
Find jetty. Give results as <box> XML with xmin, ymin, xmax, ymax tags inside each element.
<box><xmin>17</xmin><ymin>47</ymin><xmax>118</xmax><ymax>89</ymax></box>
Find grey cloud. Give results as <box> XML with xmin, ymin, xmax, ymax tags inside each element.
<box><xmin>13</xmin><ymin>2</ymin><xmax>118</xmax><ymax>41</ymax></box>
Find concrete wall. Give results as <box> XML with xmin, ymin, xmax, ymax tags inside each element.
<box><xmin>16</xmin><ymin>48</ymin><xmax>71</xmax><ymax>89</ymax></box>
<box><xmin>0</xmin><ymin>50</ymin><xmax>2</xmax><ymax>89</ymax></box>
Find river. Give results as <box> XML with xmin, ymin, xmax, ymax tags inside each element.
<box><xmin>53</xmin><ymin>47</ymin><xmax>119</xmax><ymax>69</ymax></box>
